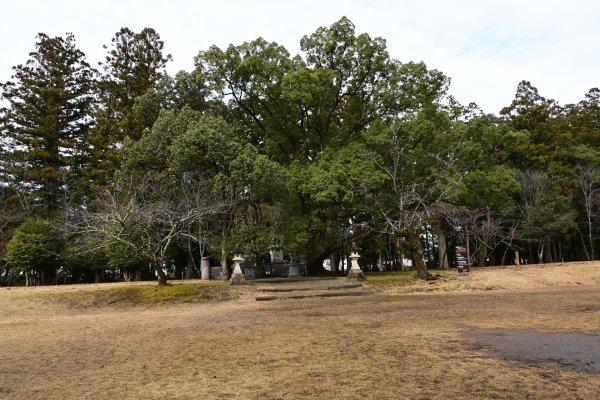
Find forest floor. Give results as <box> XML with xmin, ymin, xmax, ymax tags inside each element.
<box><xmin>1</xmin><ymin>262</ymin><xmax>599</xmax><ymax>399</ymax></box>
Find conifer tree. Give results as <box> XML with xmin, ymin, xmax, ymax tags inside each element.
<box><xmin>85</xmin><ymin>28</ymin><xmax>171</xmax><ymax>189</ymax></box>
<box><xmin>0</xmin><ymin>33</ymin><xmax>95</xmax><ymax>215</ymax></box>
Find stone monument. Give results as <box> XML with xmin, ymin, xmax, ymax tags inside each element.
<box><xmin>244</xmin><ymin>258</ymin><xmax>255</xmax><ymax>280</ymax></box>
<box><xmin>269</xmin><ymin>246</ymin><xmax>288</xmax><ymax>277</ymax></box>
<box><xmin>269</xmin><ymin>246</ymin><xmax>284</xmax><ymax>263</ymax></box>
<box><xmin>347</xmin><ymin>242</ymin><xmax>365</xmax><ymax>280</ymax></box>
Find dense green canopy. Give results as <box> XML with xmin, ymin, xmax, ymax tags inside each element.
<box><xmin>1</xmin><ymin>18</ymin><xmax>599</xmax><ymax>285</ymax></box>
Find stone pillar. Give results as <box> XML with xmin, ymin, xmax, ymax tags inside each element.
<box><xmin>288</xmin><ymin>258</ymin><xmax>300</xmax><ymax>279</ymax></box>
<box><xmin>347</xmin><ymin>242</ymin><xmax>365</xmax><ymax>281</ymax></box>
<box><xmin>201</xmin><ymin>256</ymin><xmax>211</xmax><ymax>280</ymax></box>
<box><xmin>230</xmin><ymin>246</ymin><xmax>245</xmax><ymax>285</ymax></box>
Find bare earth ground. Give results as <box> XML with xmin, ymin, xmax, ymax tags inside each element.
<box><xmin>1</xmin><ymin>262</ymin><xmax>599</xmax><ymax>399</ymax></box>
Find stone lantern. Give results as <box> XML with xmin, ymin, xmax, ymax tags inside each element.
<box><xmin>347</xmin><ymin>242</ymin><xmax>365</xmax><ymax>281</ymax></box>
<box><xmin>230</xmin><ymin>245</ymin><xmax>245</xmax><ymax>285</ymax></box>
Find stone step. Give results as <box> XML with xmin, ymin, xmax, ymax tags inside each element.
<box><xmin>253</xmin><ymin>277</ymin><xmax>371</xmax><ymax>301</ymax></box>
<box><xmin>255</xmin><ymin>289</ymin><xmax>373</xmax><ymax>301</ymax></box>
<box><xmin>257</xmin><ymin>283</ymin><xmax>363</xmax><ymax>293</ymax></box>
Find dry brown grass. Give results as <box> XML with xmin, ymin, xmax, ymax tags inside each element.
<box><xmin>366</xmin><ymin>261</ymin><xmax>600</xmax><ymax>294</ymax></box>
<box><xmin>1</xmin><ymin>262</ymin><xmax>599</xmax><ymax>399</ymax></box>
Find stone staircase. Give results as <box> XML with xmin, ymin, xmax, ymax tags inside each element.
<box><xmin>253</xmin><ymin>277</ymin><xmax>373</xmax><ymax>301</ymax></box>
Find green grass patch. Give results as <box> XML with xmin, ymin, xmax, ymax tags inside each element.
<box><xmin>51</xmin><ymin>282</ymin><xmax>237</xmax><ymax>309</ymax></box>
<box><xmin>363</xmin><ymin>271</ymin><xmax>420</xmax><ymax>287</ymax></box>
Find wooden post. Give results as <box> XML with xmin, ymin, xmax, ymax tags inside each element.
<box><xmin>515</xmin><ymin>250</ymin><xmax>520</xmax><ymax>268</ymax></box>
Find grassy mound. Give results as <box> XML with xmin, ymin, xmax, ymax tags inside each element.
<box><xmin>50</xmin><ymin>281</ymin><xmax>238</xmax><ymax>309</ymax></box>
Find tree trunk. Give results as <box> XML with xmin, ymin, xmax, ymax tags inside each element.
<box><xmin>584</xmin><ymin>191</ymin><xmax>595</xmax><ymax>261</ymax></box>
<box><xmin>407</xmin><ymin>227</ymin><xmax>428</xmax><ymax>280</ymax></box>
<box><xmin>424</xmin><ymin>224</ymin><xmax>432</xmax><ymax>266</ymax></box>
<box><xmin>551</xmin><ymin>240</ymin><xmax>558</xmax><ymax>264</ymax></box>
<box><xmin>94</xmin><ymin>269</ymin><xmax>102</xmax><ymax>283</ymax></box>
<box><xmin>306</xmin><ymin>253</ymin><xmax>327</xmax><ymax>275</ymax></box>
<box><xmin>220</xmin><ymin>239</ymin><xmax>229</xmax><ymax>281</ymax></box>
<box><xmin>331</xmin><ymin>252</ymin><xmax>338</xmax><ymax>274</ymax></box>
<box><xmin>395</xmin><ymin>235</ymin><xmax>404</xmax><ymax>271</ymax></box>
<box><xmin>41</xmin><ymin>269</ymin><xmax>48</xmax><ymax>285</ymax></box>
<box><xmin>466</xmin><ymin>229</ymin><xmax>471</xmax><ymax>269</ymax></box>
<box><xmin>588</xmin><ymin>208</ymin><xmax>595</xmax><ymax>261</ymax></box>
<box><xmin>537</xmin><ymin>242</ymin><xmax>544</xmax><ymax>264</ymax></box>
<box><xmin>435</xmin><ymin>227</ymin><xmax>449</xmax><ymax>269</ymax></box>
<box><xmin>305</xmin><ymin>237</ymin><xmax>327</xmax><ymax>275</ymax></box>
<box><xmin>488</xmin><ymin>247</ymin><xmax>497</xmax><ymax>266</ymax></box>
<box><xmin>71</xmin><ymin>268</ymin><xmax>81</xmax><ymax>284</ymax></box>
<box><xmin>559</xmin><ymin>242</ymin><xmax>563</xmax><ymax>263</ymax></box>
<box><xmin>346</xmin><ymin>255</ymin><xmax>351</xmax><ymax>274</ymax></box>
<box><xmin>185</xmin><ymin>253</ymin><xmax>194</xmax><ymax>279</ymax></box>
<box><xmin>153</xmin><ymin>262</ymin><xmax>168</xmax><ymax>286</ymax></box>
<box><xmin>5</xmin><ymin>266</ymin><xmax>12</xmax><ymax>286</ymax></box>
<box><xmin>543</xmin><ymin>240</ymin><xmax>553</xmax><ymax>263</ymax></box>
<box><xmin>500</xmin><ymin>245</ymin><xmax>509</xmax><ymax>266</ymax></box>
<box><xmin>477</xmin><ymin>242</ymin><xmax>486</xmax><ymax>267</ymax></box>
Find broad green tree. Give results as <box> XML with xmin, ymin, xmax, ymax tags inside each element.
<box><xmin>449</xmin><ymin>115</ymin><xmax>522</xmax><ymax>266</ymax></box>
<box><xmin>196</xmin><ymin>17</ymin><xmax>438</xmax><ymax>272</ymax></box>
<box><xmin>364</xmin><ymin>101</ymin><xmax>464</xmax><ymax>279</ymax></box>
<box><xmin>119</xmin><ymin>108</ymin><xmax>285</xmax><ymax>279</ymax></box>
<box><xmin>6</xmin><ymin>219</ymin><xmax>64</xmax><ymax>285</ymax></box>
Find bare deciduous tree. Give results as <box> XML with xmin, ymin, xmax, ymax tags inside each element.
<box><xmin>71</xmin><ymin>172</ymin><xmax>226</xmax><ymax>285</ymax></box>
<box><xmin>517</xmin><ymin>170</ymin><xmax>575</xmax><ymax>263</ymax></box>
<box><xmin>577</xmin><ymin>164</ymin><xmax>600</xmax><ymax>261</ymax></box>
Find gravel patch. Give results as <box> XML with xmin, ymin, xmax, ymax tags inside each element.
<box><xmin>466</xmin><ymin>328</ymin><xmax>600</xmax><ymax>374</ymax></box>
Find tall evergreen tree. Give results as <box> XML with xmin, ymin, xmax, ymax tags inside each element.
<box><xmin>500</xmin><ymin>80</ymin><xmax>570</xmax><ymax>172</ymax></box>
<box><xmin>0</xmin><ymin>33</ymin><xmax>95</xmax><ymax>215</ymax></box>
<box><xmin>85</xmin><ymin>27</ymin><xmax>171</xmax><ymax>189</ymax></box>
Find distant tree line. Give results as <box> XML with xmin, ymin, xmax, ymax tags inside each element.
<box><xmin>1</xmin><ymin>17</ymin><xmax>599</xmax><ymax>285</ymax></box>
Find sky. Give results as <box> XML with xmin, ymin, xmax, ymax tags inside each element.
<box><xmin>0</xmin><ymin>0</ymin><xmax>599</xmax><ymax>114</ymax></box>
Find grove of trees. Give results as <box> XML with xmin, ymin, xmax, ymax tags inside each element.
<box><xmin>1</xmin><ymin>18</ymin><xmax>599</xmax><ymax>285</ymax></box>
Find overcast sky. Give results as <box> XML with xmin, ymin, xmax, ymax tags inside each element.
<box><xmin>1</xmin><ymin>0</ymin><xmax>598</xmax><ymax>114</ymax></box>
